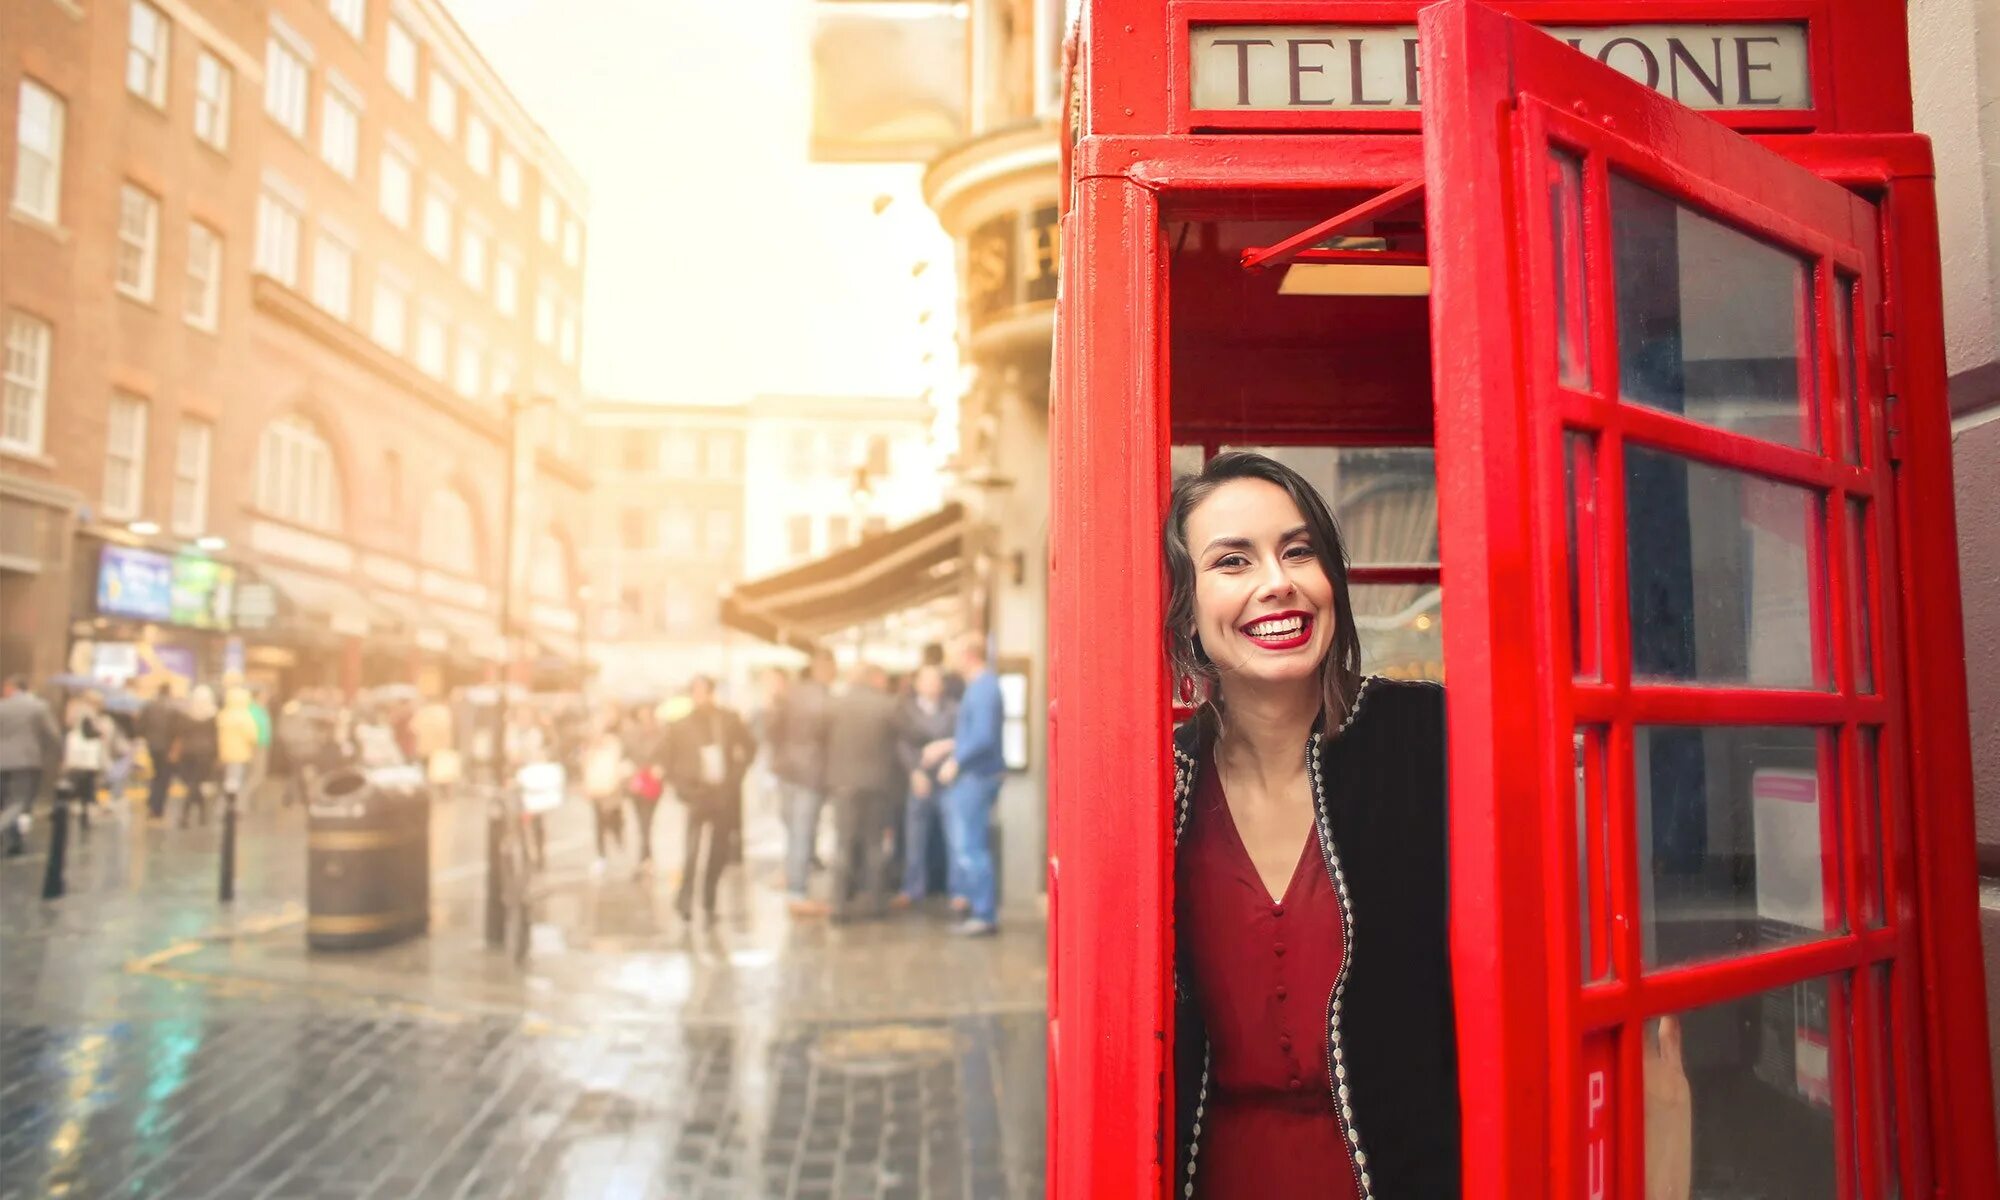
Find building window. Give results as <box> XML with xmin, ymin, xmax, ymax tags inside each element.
<box><xmin>185</xmin><ymin>221</ymin><xmax>221</xmax><ymax>331</ymax></box>
<box><xmin>328</xmin><ymin>0</ymin><xmax>365</xmax><ymax>41</ymax></box>
<box><xmin>459</xmin><ymin>225</ymin><xmax>487</xmax><ymax>290</ymax></box>
<box><xmin>13</xmin><ymin>80</ymin><xmax>66</xmax><ymax>223</ymax></box>
<box><xmin>621</xmin><ymin>439</ymin><xmax>651</xmax><ymax>472</ymax></box>
<box><xmin>422</xmin><ymin>189</ymin><xmax>452</xmax><ymax>262</ymax></box>
<box><xmin>494</xmin><ymin>253</ymin><xmax>519</xmax><ymax>316</ymax></box>
<box><xmin>661</xmin><ymin>509</ymin><xmax>696</xmax><ymax>556</ymax></box>
<box><xmin>319</xmin><ymin>81</ymin><xmax>359</xmax><ymax>179</ymax></box>
<box><xmin>562</xmin><ymin>218</ymin><xmax>582</xmax><ymax>268</ymax></box>
<box><xmin>254</xmin><ymin>191</ymin><xmax>302</xmax><ymax>286</ymax></box>
<box><xmin>787</xmin><ymin>430</ymin><xmax>814</xmax><ymax>477</ymax></box>
<box><xmin>866</xmin><ymin>433</ymin><xmax>890</xmax><ymax>475</ymax></box>
<box><xmin>370</xmin><ymin>276</ymin><xmax>406</xmax><ymax>353</ymax></box>
<box><xmin>705</xmin><ymin>432</ymin><xmax>734</xmax><ymax>477</ymax></box>
<box><xmin>704</xmin><ymin>509</ymin><xmax>734</xmax><ymax>554</ymax></box>
<box><xmin>787</xmin><ymin>514</ymin><xmax>813</xmax><ymax>558</ymax></box>
<box><xmin>104</xmin><ymin>392</ymin><xmax>149</xmax><ymax>519</ymax></box>
<box><xmin>558</xmin><ymin>307</ymin><xmax>577</xmax><ymax>365</ymax></box>
<box><xmin>310</xmin><ymin>233</ymin><xmax>353</xmax><ymax>321</ymax></box>
<box><xmin>663</xmin><ymin>431</ymin><xmax>698</xmax><ymax>475</ymax></box>
<box><xmin>539</xmin><ymin>192</ymin><xmax>558</xmax><ymax>244</ymax></box>
<box><xmin>2</xmin><ymin>313</ymin><xmax>51</xmax><ymax>457</ymax></box>
<box><xmin>385</xmin><ymin>18</ymin><xmax>418</xmax><ymax>97</ymax></box>
<box><xmin>193</xmin><ymin>51</ymin><xmax>232</xmax><ymax>151</ymax></box>
<box><xmin>264</xmin><ymin>34</ymin><xmax>310</xmax><ymax>139</ymax></box>
<box><xmin>498</xmin><ymin>151</ymin><xmax>522</xmax><ymax>208</ymax></box>
<box><xmin>489</xmin><ymin>352</ymin><xmax>516</xmax><ymax>401</ymax></box>
<box><xmin>378</xmin><ymin>146</ymin><xmax>412</xmax><ymax>227</ymax></box>
<box><xmin>115</xmin><ymin>183</ymin><xmax>160</xmax><ymax>302</ymax></box>
<box><xmin>426</xmin><ymin>71</ymin><xmax>456</xmax><ymax>139</ymax></box>
<box><xmin>415</xmin><ymin>306</ymin><xmax>447</xmax><ymax>379</ymax></box>
<box><xmin>127</xmin><ymin>1</ymin><xmax>170</xmax><ymax>107</ymax></box>
<box><xmin>453</xmin><ymin>327</ymin><xmax>483</xmax><ymax>399</ymax></box>
<box><xmin>534</xmin><ymin>286</ymin><xmax>556</xmax><ymax>346</ymax></box>
<box><xmin>172</xmin><ymin>420</ymin><xmax>212</xmax><ymax>535</ymax></box>
<box><xmin>418</xmin><ymin>488</ymin><xmax>478</xmax><ymax>577</ymax></box>
<box><xmin>465</xmin><ymin>113</ymin><xmax>492</xmax><ymax>176</ymax></box>
<box><xmin>620</xmin><ymin>507</ymin><xmax>647</xmax><ymax>549</ymax></box>
<box><xmin>255</xmin><ymin>413</ymin><xmax>343</xmax><ymax>532</ymax></box>
<box><xmin>664</xmin><ymin>586</ymin><xmax>695</xmax><ymax>632</ymax></box>
<box><xmin>827</xmin><ymin>514</ymin><xmax>850</xmax><ymax>548</ymax></box>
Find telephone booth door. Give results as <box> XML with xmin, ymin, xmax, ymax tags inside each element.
<box><xmin>1419</xmin><ymin>3</ymin><xmax>1994</xmax><ymax>1196</ymax></box>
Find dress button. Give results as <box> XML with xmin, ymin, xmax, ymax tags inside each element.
<box><xmin>1272</xmin><ymin>903</ymin><xmax>1285</xmax><ymax>918</ymax></box>
<box><xmin>1275</xmin><ymin>985</ymin><xmax>1288</xmax><ymax>1001</ymax></box>
<box><xmin>1279</xmin><ymin>1035</ymin><xmax>1293</xmax><ymax>1051</ymax></box>
<box><xmin>1275</xmin><ymin>942</ymin><xmax>1287</xmax><ymax>957</ymax></box>
<box><xmin>1288</xmin><ymin>1077</ymin><xmax>1303</xmax><ymax>1091</ymax></box>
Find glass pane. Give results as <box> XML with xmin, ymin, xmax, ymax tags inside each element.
<box><xmin>1352</xmin><ymin>583</ymin><xmax>1442</xmax><ymax>682</ymax></box>
<box><xmin>1550</xmin><ymin>148</ymin><xmax>1592</xmax><ymax>390</ymax></box>
<box><xmin>1577</xmin><ymin>727</ymin><xmax>1611</xmax><ymax>984</ymax></box>
<box><xmin>1221</xmin><ymin>446</ymin><xmax>1437</xmax><ymax>566</ymax></box>
<box><xmin>1625</xmin><ymin>446</ymin><xmax>1823</xmax><ymax>689</ymax></box>
<box><xmin>1612</xmin><ymin>174</ymin><xmax>1814</xmax><ymax>449</ymax></box>
<box><xmin>1871</xmin><ymin>965</ymin><xmax>1903</xmax><ymax>1199</ymax></box>
<box><xmin>1636</xmin><ymin>726</ymin><xmax>1842</xmax><ymax>969</ymax></box>
<box><xmin>1567</xmin><ymin>432</ymin><xmax>1600</xmax><ymax>680</ymax></box>
<box><xmin>1836</xmin><ymin>276</ymin><xmax>1862</xmax><ymax>465</ymax></box>
<box><xmin>1646</xmin><ymin>975</ymin><xmax>1844</xmax><ymax>1197</ymax></box>
<box><xmin>1859</xmin><ymin>726</ymin><xmax>1885</xmax><ymax>930</ymax></box>
<box><xmin>1848</xmin><ymin>499</ymin><xmax>1876</xmax><ymax>695</ymax></box>
<box><xmin>1170</xmin><ymin>443</ymin><xmax>1205</xmax><ymax>479</ymax></box>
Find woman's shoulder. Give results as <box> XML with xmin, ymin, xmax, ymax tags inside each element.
<box><xmin>1343</xmin><ymin>675</ymin><xmax>1445</xmax><ymax>747</ymax></box>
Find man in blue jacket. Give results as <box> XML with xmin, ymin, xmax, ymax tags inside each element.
<box><xmin>940</xmin><ymin>631</ymin><xmax>1004</xmax><ymax>936</ymax></box>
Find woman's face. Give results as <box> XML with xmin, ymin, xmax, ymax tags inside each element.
<box><xmin>1184</xmin><ymin>478</ymin><xmax>1336</xmax><ymax>696</ymax></box>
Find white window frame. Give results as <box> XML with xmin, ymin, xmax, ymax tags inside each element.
<box><xmin>422</xmin><ymin>187</ymin><xmax>453</xmax><ymax>263</ymax></box>
<box><xmin>465</xmin><ymin>112</ymin><xmax>493</xmax><ymax>176</ymax></box>
<box><xmin>319</xmin><ymin>75</ymin><xmax>361</xmax><ymax>180</ymax></box>
<box><xmin>255</xmin><ymin>414</ymin><xmax>343</xmax><ymax>532</ymax></box>
<box><xmin>377</xmin><ymin>140</ymin><xmax>413</xmax><ymax>227</ymax></box>
<box><xmin>264</xmin><ymin>29</ymin><xmax>311</xmax><ymax>140</ymax></box>
<box><xmin>127</xmin><ymin>1</ymin><xmax>170</xmax><ymax>107</ymax></box>
<box><xmin>254</xmin><ymin>189</ymin><xmax>303</xmax><ymax>287</ymax></box>
<box><xmin>12</xmin><ymin>79</ymin><xmax>65</xmax><ymax>224</ymax></box>
<box><xmin>172</xmin><ymin>419</ymin><xmax>213</xmax><ymax>536</ymax></box>
<box><xmin>426</xmin><ymin>70</ymin><xmax>457</xmax><ymax>140</ymax></box>
<box><xmin>562</xmin><ymin>217</ymin><xmax>582</xmax><ymax>268</ymax></box>
<box><xmin>459</xmin><ymin>222</ymin><xmax>488</xmax><ymax>291</ymax></box>
<box><xmin>310</xmin><ymin>230</ymin><xmax>355</xmax><ymax>321</ymax></box>
<box><xmin>493</xmin><ymin>251</ymin><xmax>520</xmax><ymax>317</ymax></box>
<box><xmin>115</xmin><ymin>183</ymin><xmax>161</xmax><ymax>303</ymax></box>
<box><xmin>193</xmin><ymin>49</ymin><xmax>232</xmax><ymax>151</ymax></box>
<box><xmin>104</xmin><ymin>392</ymin><xmax>149</xmax><ymax>520</ymax></box>
<box><xmin>538</xmin><ymin>192</ymin><xmax>559</xmax><ymax>244</ymax></box>
<box><xmin>497</xmin><ymin>150</ymin><xmax>522</xmax><ymax>208</ymax></box>
<box><xmin>453</xmin><ymin>325</ymin><xmax>484</xmax><ymax>399</ymax></box>
<box><xmin>2</xmin><ymin>312</ymin><xmax>52</xmax><ymax>458</ymax></box>
<box><xmin>385</xmin><ymin>18</ymin><xmax>418</xmax><ymax>98</ymax></box>
<box><xmin>328</xmin><ymin>0</ymin><xmax>365</xmax><ymax>41</ymax></box>
<box><xmin>185</xmin><ymin>220</ymin><xmax>222</xmax><ymax>331</ymax></box>
<box><xmin>415</xmin><ymin>304</ymin><xmax>448</xmax><ymax>380</ymax></box>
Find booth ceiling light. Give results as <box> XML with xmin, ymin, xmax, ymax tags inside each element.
<box><xmin>1279</xmin><ymin>261</ymin><xmax>1431</xmax><ymax>297</ymax></box>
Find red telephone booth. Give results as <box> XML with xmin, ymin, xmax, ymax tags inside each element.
<box><xmin>1048</xmin><ymin>1</ymin><xmax>2000</xmax><ymax>1195</ymax></box>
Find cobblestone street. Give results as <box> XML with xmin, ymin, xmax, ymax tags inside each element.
<box><xmin>0</xmin><ymin>791</ymin><xmax>1047</xmax><ymax>1199</ymax></box>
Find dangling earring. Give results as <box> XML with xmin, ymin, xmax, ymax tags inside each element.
<box><xmin>1179</xmin><ymin>673</ymin><xmax>1197</xmax><ymax>705</ymax></box>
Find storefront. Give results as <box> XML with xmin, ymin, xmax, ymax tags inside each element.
<box><xmin>68</xmin><ymin>536</ymin><xmax>240</xmax><ymax>694</ymax></box>
<box><xmin>1050</xmin><ymin>1</ymin><xmax>1997</xmax><ymax>1195</ymax></box>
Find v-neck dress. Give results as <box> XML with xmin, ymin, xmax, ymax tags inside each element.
<box><xmin>1175</xmin><ymin>759</ymin><xmax>1358</xmax><ymax>1199</ymax></box>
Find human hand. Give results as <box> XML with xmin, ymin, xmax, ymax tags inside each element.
<box><xmin>1643</xmin><ymin>1015</ymin><xmax>1692</xmax><ymax>1200</ymax></box>
<box><xmin>939</xmin><ymin>759</ymin><xmax>959</xmax><ymax>786</ymax></box>
<box><xmin>910</xmin><ymin>770</ymin><xmax>931</xmax><ymax>798</ymax></box>
<box><xmin>921</xmin><ymin>739</ymin><xmax>954</xmax><ymax>769</ymax></box>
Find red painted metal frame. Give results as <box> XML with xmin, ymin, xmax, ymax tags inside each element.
<box><xmin>1239</xmin><ymin>178</ymin><xmax>1427</xmax><ymax>270</ymax></box>
<box><xmin>1054</xmin><ymin>0</ymin><xmax>1992</xmax><ymax>1195</ymax></box>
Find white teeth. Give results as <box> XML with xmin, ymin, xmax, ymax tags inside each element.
<box><xmin>1245</xmin><ymin>616</ymin><xmax>1304</xmax><ymax>638</ymax></box>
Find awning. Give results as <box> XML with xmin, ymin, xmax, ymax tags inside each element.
<box><xmin>721</xmin><ymin>502</ymin><xmax>966</xmax><ymax>651</ymax></box>
<box><xmin>252</xmin><ymin>564</ymin><xmax>391</xmax><ymax>638</ymax></box>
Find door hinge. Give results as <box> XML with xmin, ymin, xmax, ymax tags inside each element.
<box><xmin>1879</xmin><ymin>295</ymin><xmax>1905</xmax><ymax>464</ymax></box>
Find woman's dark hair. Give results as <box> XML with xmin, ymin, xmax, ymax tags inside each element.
<box><xmin>1164</xmin><ymin>450</ymin><xmax>1363</xmax><ymax>741</ymax></box>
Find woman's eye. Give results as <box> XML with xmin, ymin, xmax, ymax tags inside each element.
<box><xmin>1213</xmin><ymin>554</ymin><xmax>1249</xmax><ymax>569</ymax></box>
<box><xmin>1284</xmin><ymin>544</ymin><xmax>1316</xmax><ymax>560</ymax></box>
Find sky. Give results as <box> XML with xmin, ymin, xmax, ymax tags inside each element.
<box><xmin>449</xmin><ymin>0</ymin><xmax>963</xmax><ymax>410</ymax></box>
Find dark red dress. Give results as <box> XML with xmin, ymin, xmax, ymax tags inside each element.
<box><xmin>1176</xmin><ymin>760</ymin><xmax>1359</xmax><ymax>1199</ymax></box>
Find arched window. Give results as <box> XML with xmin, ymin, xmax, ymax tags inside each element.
<box><xmin>254</xmin><ymin>414</ymin><xmax>343</xmax><ymax>532</ymax></box>
<box><xmin>530</xmin><ymin>531</ymin><xmax>570</xmax><ymax>603</ymax></box>
<box><xmin>418</xmin><ymin>487</ymin><xmax>479</xmax><ymax>578</ymax></box>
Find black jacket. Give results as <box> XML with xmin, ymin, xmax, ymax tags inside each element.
<box><xmin>662</xmin><ymin>704</ymin><xmax>755</xmax><ymax>811</ymax></box>
<box><xmin>1173</xmin><ymin>677</ymin><xmax>1459</xmax><ymax>1198</ymax></box>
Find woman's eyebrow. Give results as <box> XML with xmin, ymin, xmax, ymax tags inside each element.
<box><xmin>1200</xmin><ymin>535</ymin><xmax>1254</xmax><ymax>555</ymax></box>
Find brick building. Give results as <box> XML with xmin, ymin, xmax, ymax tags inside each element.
<box><xmin>2</xmin><ymin>0</ymin><xmax>590</xmax><ymax>696</ymax></box>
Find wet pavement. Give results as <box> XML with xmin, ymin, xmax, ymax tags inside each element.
<box><xmin>0</xmin><ymin>785</ymin><xmax>1047</xmax><ymax>1198</ymax></box>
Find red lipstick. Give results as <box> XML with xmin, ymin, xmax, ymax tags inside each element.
<box><xmin>1239</xmin><ymin>610</ymin><xmax>1313</xmax><ymax>651</ymax></box>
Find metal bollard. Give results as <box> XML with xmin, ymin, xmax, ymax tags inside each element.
<box><xmin>40</xmin><ymin>790</ymin><xmax>68</xmax><ymax>901</ymax></box>
<box><xmin>484</xmin><ymin>791</ymin><xmax>505</xmax><ymax>947</ymax></box>
<box><xmin>218</xmin><ymin>789</ymin><xmax>237</xmax><ymax>903</ymax></box>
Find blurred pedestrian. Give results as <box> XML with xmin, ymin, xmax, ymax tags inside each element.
<box><xmin>770</xmin><ymin>649</ymin><xmax>836</xmax><ymax>915</ymax></box>
<box><xmin>174</xmin><ymin>685</ymin><xmax>221</xmax><ymax>827</ymax></box>
<box><xmin>244</xmin><ymin>688</ymin><xmax>273</xmax><ymax>806</ymax></box>
<box><xmin>893</xmin><ymin>663</ymin><xmax>958</xmax><ymax>909</ymax></box>
<box><xmin>412</xmin><ymin>692</ymin><xmax>458</xmax><ymax>801</ymax></box>
<box><xmin>581</xmin><ymin>708</ymin><xmax>629</xmax><ymax>877</ymax></box>
<box><xmin>137</xmin><ymin>681</ymin><xmax>181</xmax><ymax>820</ymax></box>
<box><xmin>623</xmin><ymin>704</ymin><xmax>667</xmax><ymax>876</ymax></box>
<box><xmin>664</xmin><ymin>677</ymin><xmax>755</xmax><ymax>924</ymax></box>
<box><xmin>59</xmin><ymin>690</ymin><xmax>112</xmax><ymax>831</ymax></box>
<box><xmin>941</xmin><ymin>633</ymin><xmax>1005</xmax><ymax>937</ymax></box>
<box><xmin>0</xmin><ymin>674</ymin><xmax>60</xmax><ymax>854</ymax></box>
<box><xmin>823</xmin><ymin>664</ymin><xmax>902</xmax><ymax>922</ymax></box>
<box><xmin>275</xmin><ymin>691</ymin><xmax>329</xmax><ymax>807</ymax></box>
<box><xmin>216</xmin><ymin>687</ymin><xmax>259</xmax><ymax>810</ymax></box>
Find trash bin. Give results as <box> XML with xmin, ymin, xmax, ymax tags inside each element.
<box><xmin>306</xmin><ymin>766</ymin><xmax>431</xmax><ymax>951</ymax></box>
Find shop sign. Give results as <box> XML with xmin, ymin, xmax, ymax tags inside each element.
<box><xmin>97</xmin><ymin>546</ymin><xmax>174</xmax><ymax>622</ymax></box>
<box><xmin>1191</xmin><ymin>23</ymin><xmax>1810</xmax><ymax>112</ymax></box>
<box><xmin>234</xmin><ymin>582</ymin><xmax>278</xmax><ymax>631</ymax></box>
<box><xmin>170</xmin><ymin>556</ymin><xmax>236</xmax><ymax>631</ymax></box>
<box><xmin>966</xmin><ymin>204</ymin><xmax>1060</xmax><ymax>331</ymax></box>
